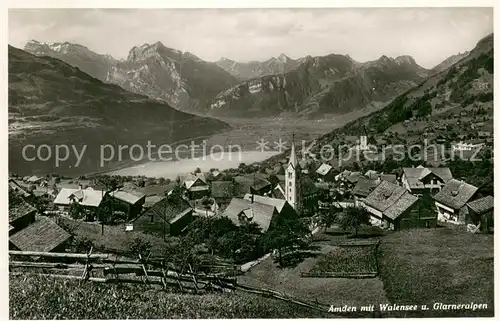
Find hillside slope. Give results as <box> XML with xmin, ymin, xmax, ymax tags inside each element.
<box><xmin>8</xmin><ymin>46</ymin><xmax>230</xmax><ymax>176</ymax></box>
<box><xmin>24</xmin><ymin>40</ymin><xmax>118</xmax><ymax>82</ymax></box>
<box><xmin>209</xmin><ymin>54</ymin><xmax>430</xmax><ymax>118</ymax></box>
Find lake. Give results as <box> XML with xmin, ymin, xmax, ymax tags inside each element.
<box><xmin>110</xmin><ymin>150</ymin><xmax>280</xmax><ymax>179</ymax></box>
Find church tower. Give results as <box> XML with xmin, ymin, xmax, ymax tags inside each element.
<box><xmin>285</xmin><ymin>137</ymin><xmax>302</xmax><ymax>211</ymax></box>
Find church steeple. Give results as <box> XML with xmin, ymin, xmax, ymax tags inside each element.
<box><xmin>285</xmin><ymin>134</ymin><xmax>301</xmax><ymax>211</ymax></box>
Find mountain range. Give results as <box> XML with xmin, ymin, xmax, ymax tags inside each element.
<box><xmin>24</xmin><ymin>40</ymin><xmax>436</xmax><ymax>118</ymax></box>
<box><xmin>8</xmin><ymin>45</ymin><xmax>230</xmax><ymax>176</ymax></box>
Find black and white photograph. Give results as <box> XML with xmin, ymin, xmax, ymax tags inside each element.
<box><xmin>6</xmin><ymin>3</ymin><xmax>495</xmax><ymax>319</ymax></box>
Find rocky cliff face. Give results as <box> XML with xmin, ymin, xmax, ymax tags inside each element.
<box><xmin>209</xmin><ymin>53</ymin><xmax>430</xmax><ymax>118</ymax></box>
<box><xmin>431</xmin><ymin>51</ymin><xmax>471</xmax><ymax>74</ymax></box>
<box><xmin>105</xmin><ymin>42</ymin><xmax>239</xmax><ymax>110</ymax></box>
<box><xmin>215</xmin><ymin>53</ymin><xmax>303</xmax><ymax>81</ymax></box>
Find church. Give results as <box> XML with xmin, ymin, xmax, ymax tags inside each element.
<box><xmin>283</xmin><ymin>139</ymin><xmax>319</xmax><ymax>216</ymax></box>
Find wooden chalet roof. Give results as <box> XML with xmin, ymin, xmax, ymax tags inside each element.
<box><xmin>9</xmin><ymin>200</ymin><xmax>37</xmax><ymax>223</ymax></box>
<box><xmin>363</xmin><ymin>181</ymin><xmax>418</xmax><ymax>220</ymax></box>
<box><xmin>9</xmin><ymin>216</ymin><xmax>71</xmax><ymax>252</ymax></box>
<box><xmin>352</xmin><ymin>178</ymin><xmax>380</xmax><ymax>198</ymax></box>
<box><xmin>433</xmin><ymin>179</ymin><xmax>478</xmax><ymax>210</ymax></box>
<box><xmin>139</xmin><ymin>194</ymin><xmax>192</xmax><ymax>224</ymax></box>
<box><xmin>467</xmin><ymin>195</ymin><xmax>494</xmax><ymax>214</ymax></box>
<box><xmin>220</xmin><ymin>198</ymin><xmax>277</xmax><ymax>232</ymax></box>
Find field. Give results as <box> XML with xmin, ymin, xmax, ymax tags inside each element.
<box><xmin>9</xmin><ymin>274</ymin><xmax>330</xmax><ymax>319</ymax></box>
<box><xmin>378</xmin><ymin>227</ymin><xmax>494</xmax><ymax>317</ymax></box>
<box><xmin>309</xmin><ymin>244</ymin><xmax>378</xmax><ymax>275</ymax></box>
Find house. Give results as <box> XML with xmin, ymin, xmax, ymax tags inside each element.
<box><xmin>233</xmin><ymin>175</ymin><xmax>272</xmax><ymax>197</ymax></box>
<box><xmin>26</xmin><ymin>175</ymin><xmax>43</xmax><ymax>185</ymax></box>
<box><xmin>401</xmin><ymin>166</ymin><xmax>453</xmax><ymax>194</ymax></box>
<box><xmin>180</xmin><ymin>173</ymin><xmax>210</xmax><ymax>199</ymax></box>
<box><xmin>132</xmin><ymin>194</ymin><xmax>194</xmax><ymax>237</ymax></box>
<box><xmin>335</xmin><ymin>170</ymin><xmax>352</xmax><ymax>182</ymax></box>
<box><xmin>478</xmin><ymin>131</ymin><xmax>491</xmax><ymax>138</ymax></box>
<box><xmin>9</xmin><ymin>199</ymin><xmax>37</xmax><ymax>235</ymax></box>
<box><xmin>108</xmin><ymin>190</ymin><xmax>146</xmax><ymax>221</ymax></box>
<box><xmin>316</xmin><ymin>163</ymin><xmax>334</xmax><ymax>181</ymax></box>
<box><xmin>451</xmin><ymin>141</ymin><xmax>483</xmax><ymax>151</ymax></box>
<box><xmin>271</xmin><ymin>181</ymin><xmax>286</xmax><ymax>200</ymax></box>
<box><xmin>344</xmin><ymin>171</ymin><xmax>363</xmax><ymax>187</ymax></box>
<box><xmin>466</xmin><ymin>196</ymin><xmax>494</xmax><ymax>233</ymax></box>
<box><xmin>9</xmin><ymin>179</ymin><xmax>30</xmax><ymax>198</ymax></box>
<box><xmin>362</xmin><ymin>181</ymin><xmax>431</xmax><ymax>230</ymax></box>
<box><xmin>144</xmin><ymin>195</ymin><xmax>166</xmax><ymax>210</ymax></box>
<box><xmin>9</xmin><ymin>216</ymin><xmax>71</xmax><ymax>252</ymax></box>
<box><xmin>433</xmin><ymin>179</ymin><xmax>478</xmax><ymax>223</ymax></box>
<box><xmin>352</xmin><ymin>178</ymin><xmax>380</xmax><ymax>206</ymax></box>
<box><xmin>242</xmin><ymin>194</ymin><xmax>298</xmax><ymax>219</ymax></box>
<box><xmin>53</xmin><ymin>188</ymin><xmax>105</xmax><ymax>219</ymax></box>
<box><xmin>220</xmin><ymin>198</ymin><xmax>277</xmax><ymax>233</ymax></box>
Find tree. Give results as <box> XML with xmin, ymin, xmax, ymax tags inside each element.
<box><xmin>128</xmin><ymin>236</ymin><xmax>152</xmax><ymax>258</ymax></box>
<box><xmin>262</xmin><ymin>217</ymin><xmax>310</xmax><ymax>267</ymax></box>
<box><xmin>336</xmin><ymin>206</ymin><xmax>371</xmax><ymax>237</ymax></box>
<box><xmin>315</xmin><ymin>206</ymin><xmax>343</xmax><ymax>231</ymax></box>
<box><xmin>194</xmin><ymin>167</ymin><xmax>202</xmax><ymax>174</ymax></box>
<box><xmin>200</xmin><ymin>196</ymin><xmax>214</xmax><ymax>216</ymax></box>
<box><xmin>69</xmin><ymin>202</ymin><xmax>84</xmax><ymax>220</ymax></box>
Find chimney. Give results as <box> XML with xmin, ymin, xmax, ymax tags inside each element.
<box><xmin>250</xmin><ymin>194</ymin><xmax>254</xmax><ymax>204</ymax></box>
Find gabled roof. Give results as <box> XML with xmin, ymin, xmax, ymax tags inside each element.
<box><xmin>9</xmin><ymin>200</ymin><xmax>37</xmax><ymax>223</ymax></box>
<box><xmin>345</xmin><ymin>172</ymin><xmax>363</xmax><ymax>184</ymax></box>
<box><xmin>352</xmin><ymin>178</ymin><xmax>380</xmax><ymax>198</ymax></box>
<box><xmin>243</xmin><ymin>194</ymin><xmax>287</xmax><ymax>213</ymax></box>
<box><xmin>433</xmin><ymin>179</ymin><xmax>478</xmax><ymax>210</ymax></box>
<box><xmin>220</xmin><ymin>198</ymin><xmax>276</xmax><ymax>232</ymax></box>
<box><xmin>316</xmin><ymin>163</ymin><xmax>333</xmax><ymax>176</ymax></box>
<box><xmin>467</xmin><ymin>196</ymin><xmax>494</xmax><ymax>214</ymax></box>
<box><xmin>402</xmin><ymin>167</ymin><xmax>453</xmax><ymax>189</ymax></box>
<box><xmin>9</xmin><ymin>216</ymin><xmax>71</xmax><ymax>252</ymax></box>
<box><xmin>144</xmin><ymin>195</ymin><xmax>166</xmax><ymax>208</ymax></box>
<box><xmin>363</xmin><ymin>181</ymin><xmax>408</xmax><ymax>212</ymax></box>
<box><xmin>233</xmin><ymin>175</ymin><xmax>271</xmax><ymax>196</ymax></box>
<box><xmin>364</xmin><ymin>170</ymin><xmax>379</xmax><ymax>179</ymax></box>
<box><xmin>139</xmin><ymin>194</ymin><xmax>192</xmax><ymax>224</ymax></box>
<box><xmin>54</xmin><ymin>188</ymin><xmax>104</xmax><ymax>207</ymax></box>
<box><xmin>384</xmin><ymin>192</ymin><xmax>419</xmax><ymax>220</ymax></box>
<box><xmin>111</xmin><ymin>190</ymin><xmax>145</xmax><ymax>205</ymax></box>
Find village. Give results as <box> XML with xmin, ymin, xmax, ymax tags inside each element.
<box><xmin>7</xmin><ymin>132</ymin><xmax>494</xmax><ymax>317</ymax></box>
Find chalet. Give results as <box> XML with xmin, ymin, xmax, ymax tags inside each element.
<box><xmin>9</xmin><ymin>179</ymin><xmax>31</xmax><ymax>198</ymax></box>
<box><xmin>271</xmin><ymin>181</ymin><xmax>286</xmax><ymax>200</ymax></box>
<box><xmin>9</xmin><ymin>199</ymin><xmax>37</xmax><ymax>235</ymax></box>
<box><xmin>53</xmin><ymin>188</ymin><xmax>105</xmax><ymax>219</ymax></box>
<box><xmin>9</xmin><ymin>216</ymin><xmax>71</xmax><ymax>252</ymax></box>
<box><xmin>352</xmin><ymin>178</ymin><xmax>380</xmax><ymax>206</ymax></box>
<box><xmin>478</xmin><ymin>131</ymin><xmax>491</xmax><ymax>138</ymax></box>
<box><xmin>401</xmin><ymin>166</ymin><xmax>453</xmax><ymax>194</ymax></box>
<box><xmin>26</xmin><ymin>175</ymin><xmax>43</xmax><ymax>185</ymax></box>
<box><xmin>243</xmin><ymin>194</ymin><xmax>298</xmax><ymax>219</ymax></box>
<box><xmin>344</xmin><ymin>171</ymin><xmax>363</xmax><ymax>187</ymax></box>
<box><xmin>316</xmin><ymin>163</ymin><xmax>334</xmax><ymax>181</ymax></box>
<box><xmin>433</xmin><ymin>179</ymin><xmax>478</xmax><ymax>223</ymax></box>
<box><xmin>180</xmin><ymin>173</ymin><xmax>210</xmax><ymax>199</ymax></box>
<box><xmin>132</xmin><ymin>194</ymin><xmax>193</xmax><ymax>237</ymax></box>
<box><xmin>362</xmin><ymin>181</ymin><xmax>431</xmax><ymax>230</ymax></box>
<box><xmin>108</xmin><ymin>190</ymin><xmax>146</xmax><ymax>221</ymax></box>
<box><xmin>466</xmin><ymin>195</ymin><xmax>494</xmax><ymax>233</ymax></box>
<box><xmin>233</xmin><ymin>175</ymin><xmax>272</xmax><ymax>197</ymax></box>
<box><xmin>144</xmin><ymin>195</ymin><xmax>165</xmax><ymax>210</ymax></box>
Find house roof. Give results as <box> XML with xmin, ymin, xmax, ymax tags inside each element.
<box><xmin>211</xmin><ymin>181</ymin><xmax>234</xmax><ymax>198</ymax></box>
<box><xmin>144</xmin><ymin>195</ymin><xmax>166</xmax><ymax>208</ymax></box>
<box><xmin>364</xmin><ymin>170</ymin><xmax>379</xmax><ymax>180</ymax></box>
<box><xmin>9</xmin><ymin>200</ymin><xmax>37</xmax><ymax>223</ymax></box>
<box><xmin>27</xmin><ymin>175</ymin><xmax>43</xmax><ymax>183</ymax></box>
<box><xmin>384</xmin><ymin>192</ymin><xmax>419</xmax><ymax>220</ymax></box>
<box><xmin>180</xmin><ymin>173</ymin><xmax>208</xmax><ymax>189</ymax></box>
<box><xmin>233</xmin><ymin>175</ymin><xmax>271</xmax><ymax>196</ymax></box>
<box><xmin>9</xmin><ymin>216</ymin><xmax>71</xmax><ymax>252</ymax></box>
<box><xmin>220</xmin><ymin>198</ymin><xmax>277</xmax><ymax>232</ymax></box>
<box><xmin>9</xmin><ymin>180</ymin><xmax>30</xmax><ymax>197</ymax></box>
<box><xmin>352</xmin><ymin>178</ymin><xmax>380</xmax><ymax>198</ymax></box>
<box><xmin>111</xmin><ymin>190</ymin><xmax>145</xmax><ymax>205</ymax></box>
<box><xmin>363</xmin><ymin>181</ymin><xmax>408</xmax><ymax>212</ymax></box>
<box><xmin>402</xmin><ymin>167</ymin><xmax>453</xmax><ymax>189</ymax></box>
<box><xmin>139</xmin><ymin>194</ymin><xmax>192</xmax><ymax>224</ymax></box>
<box><xmin>54</xmin><ymin>188</ymin><xmax>105</xmax><ymax>207</ymax></box>
<box><xmin>316</xmin><ymin>163</ymin><xmax>333</xmax><ymax>176</ymax></box>
<box><xmin>243</xmin><ymin>194</ymin><xmax>287</xmax><ymax>213</ymax></box>
<box><xmin>345</xmin><ymin>172</ymin><xmax>363</xmax><ymax>184</ymax></box>
<box><xmin>433</xmin><ymin>179</ymin><xmax>478</xmax><ymax>210</ymax></box>
<box><xmin>467</xmin><ymin>195</ymin><xmax>494</xmax><ymax>214</ymax></box>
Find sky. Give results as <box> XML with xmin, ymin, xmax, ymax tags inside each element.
<box><xmin>8</xmin><ymin>8</ymin><xmax>493</xmax><ymax>68</ymax></box>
